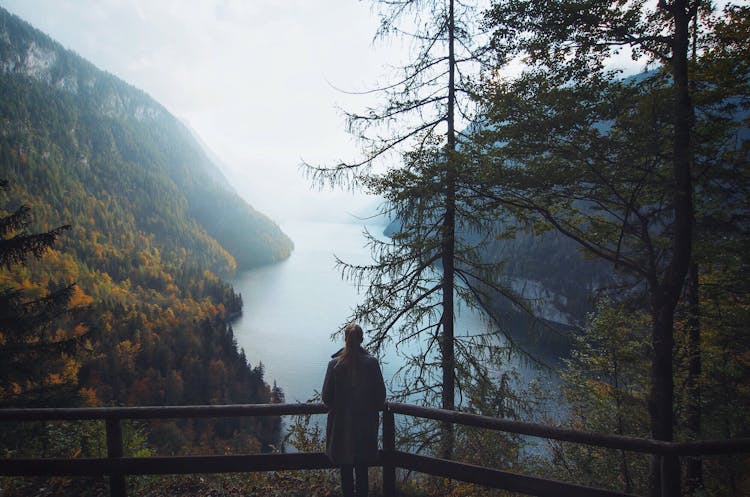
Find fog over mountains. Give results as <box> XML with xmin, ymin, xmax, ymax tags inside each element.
<box><xmin>0</xmin><ymin>6</ymin><xmax>293</xmax><ymax>270</ymax></box>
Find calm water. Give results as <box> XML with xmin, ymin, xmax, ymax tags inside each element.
<box><xmin>231</xmin><ymin>220</ymin><xmax>380</xmax><ymax>403</ymax></box>
<box><xmin>231</xmin><ymin>220</ymin><xmax>555</xmax><ymax>406</ymax></box>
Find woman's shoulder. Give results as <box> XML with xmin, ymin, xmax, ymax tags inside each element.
<box><xmin>359</xmin><ymin>349</ymin><xmax>380</xmax><ymax>364</ymax></box>
<box><xmin>331</xmin><ymin>347</ymin><xmax>344</xmax><ymax>359</ymax></box>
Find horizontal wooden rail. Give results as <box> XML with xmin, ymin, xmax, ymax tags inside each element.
<box><xmin>0</xmin><ymin>452</ymin><xmax>334</xmax><ymax>476</ymax></box>
<box><xmin>667</xmin><ymin>438</ymin><xmax>750</xmax><ymax>457</ymax></box>
<box><xmin>386</xmin><ymin>451</ymin><xmax>639</xmax><ymax>497</ymax></box>
<box><xmin>0</xmin><ymin>402</ymin><xmax>328</xmax><ymax>421</ymax></box>
<box><xmin>387</xmin><ymin>402</ymin><xmax>750</xmax><ymax>457</ymax></box>
<box><xmin>3</xmin><ymin>402</ymin><xmax>747</xmax><ymax>457</ymax></box>
<box><xmin>0</xmin><ymin>402</ymin><xmax>331</xmax><ymax>497</ymax></box>
<box><xmin>2</xmin><ymin>402</ymin><xmax>749</xmax><ymax>497</ymax></box>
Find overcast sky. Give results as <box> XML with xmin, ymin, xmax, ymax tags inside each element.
<box><xmin>1</xmin><ymin>1</ymin><xmax>662</xmax><ymax>225</ymax></box>
<box><xmin>1</xmin><ymin>0</ymin><xmax>409</xmax><ymax>223</ymax></box>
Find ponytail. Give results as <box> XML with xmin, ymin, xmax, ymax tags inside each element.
<box><xmin>337</xmin><ymin>323</ymin><xmax>364</xmax><ymax>378</ymax></box>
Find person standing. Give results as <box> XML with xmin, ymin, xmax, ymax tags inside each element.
<box><xmin>322</xmin><ymin>323</ymin><xmax>386</xmax><ymax>497</ymax></box>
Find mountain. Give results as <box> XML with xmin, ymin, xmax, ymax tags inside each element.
<box><xmin>476</xmin><ymin>225</ymin><xmax>611</xmax><ymax>352</ymax></box>
<box><xmin>0</xmin><ymin>6</ymin><xmax>287</xmax><ymax>454</ymax></box>
<box><xmin>0</xmin><ymin>7</ymin><xmax>292</xmax><ymax>272</ymax></box>
<box><xmin>383</xmin><ymin>206</ymin><xmax>610</xmax><ymax>353</ymax></box>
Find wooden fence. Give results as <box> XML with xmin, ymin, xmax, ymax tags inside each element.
<box><xmin>0</xmin><ymin>402</ymin><xmax>748</xmax><ymax>497</ymax></box>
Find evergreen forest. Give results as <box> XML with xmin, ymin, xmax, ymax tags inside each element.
<box><xmin>0</xmin><ymin>6</ymin><xmax>291</xmax><ymax>492</ymax></box>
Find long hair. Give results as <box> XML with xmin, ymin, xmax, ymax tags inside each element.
<box><xmin>337</xmin><ymin>323</ymin><xmax>364</xmax><ymax>378</ymax></box>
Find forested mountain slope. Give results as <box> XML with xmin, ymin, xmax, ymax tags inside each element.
<box><xmin>0</xmin><ymin>7</ymin><xmax>287</xmax><ymax>455</ymax></box>
<box><xmin>0</xmin><ymin>7</ymin><xmax>292</xmax><ymax>272</ymax></box>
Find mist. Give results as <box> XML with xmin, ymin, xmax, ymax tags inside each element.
<box><xmin>0</xmin><ymin>0</ymin><xmax>403</xmax><ymax>226</ymax></box>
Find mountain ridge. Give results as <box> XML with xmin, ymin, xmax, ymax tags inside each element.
<box><xmin>0</xmin><ymin>6</ymin><xmax>292</xmax><ymax>269</ymax></box>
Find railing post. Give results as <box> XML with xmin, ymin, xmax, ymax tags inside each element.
<box><xmin>106</xmin><ymin>417</ymin><xmax>127</xmax><ymax>497</ymax></box>
<box><xmin>383</xmin><ymin>406</ymin><xmax>396</xmax><ymax>497</ymax></box>
<box><xmin>660</xmin><ymin>454</ymin><xmax>681</xmax><ymax>497</ymax></box>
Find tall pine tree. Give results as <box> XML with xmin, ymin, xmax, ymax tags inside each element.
<box><xmin>306</xmin><ymin>0</ymin><xmax>513</xmax><ymax>458</ymax></box>
<box><xmin>0</xmin><ymin>179</ymin><xmax>82</xmax><ymax>407</ymax></box>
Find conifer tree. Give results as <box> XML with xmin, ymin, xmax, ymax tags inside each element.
<box><xmin>306</xmin><ymin>0</ymin><xmax>510</xmax><ymax>458</ymax></box>
<box><xmin>0</xmin><ymin>179</ymin><xmax>80</xmax><ymax>407</ymax></box>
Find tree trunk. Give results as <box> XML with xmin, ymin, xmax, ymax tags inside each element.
<box><xmin>439</xmin><ymin>0</ymin><xmax>457</xmax><ymax>460</ymax></box>
<box><xmin>649</xmin><ymin>296</ymin><xmax>679</xmax><ymax>497</ymax></box>
<box><xmin>685</xmin><ymin>11</ymin><xmax>703</xmax><ymax>493</ymax></box>
<box><xmin>612</xmin><ymin>348</ymin><xmax>633</xmax><ymax>493</ymax></box>
<box><xmin>648</xmin><ymin>2</ymin><xmax>696</xmax><ymax>496</ymax></box>
<box><xmin>685</xmin><ymin>262</ymin><xmax>703</xmax><ymax>493</ymax></box>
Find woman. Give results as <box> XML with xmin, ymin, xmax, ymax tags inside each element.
<box><xmin>321</xmin><ymin>323</ymin><xmax>386</xmax><ymax>497</ymax></box>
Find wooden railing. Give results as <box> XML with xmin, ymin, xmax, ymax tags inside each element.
<box><xmin>0</xmin><ymin>402</ymin><xmax>748</xmax><ymax>497</ymax></box>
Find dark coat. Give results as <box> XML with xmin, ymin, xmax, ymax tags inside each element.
<box><xmin>321</xmin><ymin>346</ymin><xmax>386</xmax><ymax>465</ymax></box>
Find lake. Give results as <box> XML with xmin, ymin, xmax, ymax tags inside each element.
<box><xmin>230</xmin><ymin>220</ymin><xmax>559</xmax><ymax>408</ymax></box>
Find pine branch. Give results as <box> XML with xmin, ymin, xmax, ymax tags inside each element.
<box><xmin>0</xmin><ymin>224</ymin><xmax>71</xmax><ymax>268</ymax></box>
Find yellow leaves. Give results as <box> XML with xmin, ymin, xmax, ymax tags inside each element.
<box><xmin>55</xmin><ymin>325</ymin><xmax>87</xmax><ymax>342</ymax></box>
<box><xmin>117</xmin><ymin>339</ymin><xmax>141</xmax><ymax>355</ymax></box>
<box><xmin>35</xmin><ymin>249</ymin><xmax>79</xmax><ymax>284</ymax></box>
<box><xmin>43</xmin><ymin>354</ymin><xmax>81</xmax><ymax>386</ymax></box>
<box><xmin>69</xmin><ymin>286</ymin><xmax>93</xmax><ymax>307</ymax></box>
<box><xmin>116</xmin><ymin>339</ymin><xmax>141</xmax><ymax>373</ymax></box>
<box><xmin>47</xmin><ymin>373</ymin><xmax>64</xmax><ymax>385</ymax></box>
<box><xmin>163</xmin><ymin>307</ymin><xmax>177</xmax><ymax>325</ymax></box>
<box><xmin>61</xmin><ymin>354</ymin><xmax>80</xmax><ymax>381</ymax></box>
<box><xmin>79</xmin><ymin>387</ymin><xmax>99</xmax><ymax>407</ymax></box>
<box><xmin>73</xmin><ymin>323</ymin><xmax>88</xmax><ymax>337</ymax></box>
<box><xmin>588</xmin><ymin>379</ymin><xmax>615</xmax><ymax>398</ymax></box>
<box><xmin>92</xmin><ymin>276</ymin><xmax>135</xmax><ymax>308</ymax></box>
<box><xmin>0</xmin><ymin>272</ymin><xmax>15</xmax><ymax>287</ymax></box>
<box><xmin>101</xmin><ymin>311</ymin><xmax>114</xmax><ymax>334</ymax></box>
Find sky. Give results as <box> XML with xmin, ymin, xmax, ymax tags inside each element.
<box><xmin>1</xmin><ymin>0</ymin><xmax>407</xmax><ymax>223</ymax></box>
<box><xmin>1</xmin><ymin>1</ymin><xmax>660</xmax><ymax>225</ymax></box>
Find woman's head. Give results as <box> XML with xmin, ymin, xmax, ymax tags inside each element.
<box><xmin>344</xmin><ymin>323</ymin><xmax>363</xmax><ymax>349</ymax></box>
<box><xmin>337</xmin><ymin>323</ymin><xmax>364</xmax><ymax>371</ymax></box>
